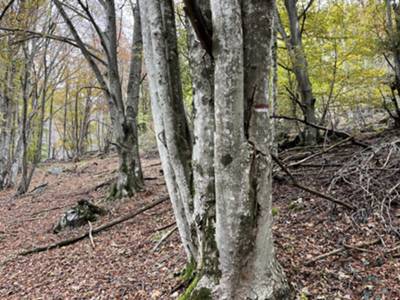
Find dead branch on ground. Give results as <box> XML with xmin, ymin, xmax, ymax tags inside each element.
<box><xmin>152</xmin><ymin>226</ymin><xmax>178</xmax><ymax>252</ymax></box>
<box><xmin>329</xmin><ymin>139</ymin><xmax>400</xmax><ymax>234</ymax></box>
<box><xmin>305</xmin><ymin>238</ymin><xmax>380</xmax><ymax>265</ymax></box>
<box><xmin>272</xmin><ymin>115</ymin><xmax>370</xmax><ymax>148</ymax></box>
<box><xmin>288</xmin><ymin>136</ymin><xmax>353</xmax><ymax>168</ymax></box>
<box><xmin>272</xmin><ymin>154</ymin><xmax>354</xmax><ymax>210</ymax></box>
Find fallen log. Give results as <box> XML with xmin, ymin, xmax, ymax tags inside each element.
<box><xmin>19</xmin><ymin>196</ymin><xmax>169</xmax><ymax>256</ymax></box>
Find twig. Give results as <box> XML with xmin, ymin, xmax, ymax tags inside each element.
<box><xmin>272</xmin><ymin>154</ymin><xmax>354</xmax><ymax>210</ymax></box>
<box><xmin>18</xmin><ymin>196</ymin><xmax>169</xmax><ymax>256</ymax></box>
<box><xmin>152</xmin><ymin>226</ymin><xmax>178</xmax><ymax>252</ymax></box>
<box><xmin>145</xmin><ymin>162</ymin><xmax>162</xmax><ymax>168</ymax></box>
<box><xmin>88</xmin><ymin>221</ymin><xmax>95</xmax><ymax>248</ymax></box>
<box><xmin>30</xmin><ymin>203</ymin><xmax>72</xmax><ymax>217</ymax></box>
<box><xmin>305</xmin><ymin>238</ymin><xmax>380</xmax><ymax>265</ymax></box>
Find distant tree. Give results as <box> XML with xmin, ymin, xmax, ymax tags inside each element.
<box><xmin>53</xmin><ymin>0</ymin><xmax>144</xmax><ymax>198</ymax></box>
<box><xmin>382</xmin><ymin>0</ymin><xmax>400</xmax><ymax>126</ymax></box>
<box><xmin>277</xmin><ymin>0</ymin><xmax>318</xmax><ymax>144</ymax></box>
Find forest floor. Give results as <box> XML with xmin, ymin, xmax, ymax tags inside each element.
<box><xmin>1</xmin><ymin>130</ymin><xmax>400</xmax><ymax>299</ymax></box>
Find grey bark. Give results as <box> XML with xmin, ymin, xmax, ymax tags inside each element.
<box><xmin>186</xmin><ymin>0</ymin><xmax>219</xmax><ymax>286</ymax></box>
<box><xmin>140</xmin><ymin>0</ymin><xmax>291</xmax><ymax>298</ymax></box>
<box><xmin>0</xmin><ymin>55</ymin><xmax>15</xmax><ymax>189</ymax></box>
<box><xmin>210</xmin><ymin>1</ymin><xmax>290</xmax><ymax>298</ymax></box>
<box><xmin>139</xmin><ymin>0</ymin><xmax>197</xmax><ymax>260</ymax></box>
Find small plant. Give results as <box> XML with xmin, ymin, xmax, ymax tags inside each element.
<box><xmin>272</xmin><ymin>207</ymin><xmax>279</xmax><ymax>216</ymax></box>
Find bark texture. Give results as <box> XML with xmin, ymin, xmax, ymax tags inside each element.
<box><xmin>187</xmin><ymin>0</ymin><xmax>219</xmax><ymax>286</ymax></box>
<box><xmin>140</xmin><ymin>0</ymin><xmax>292</xmax><ymax>298</ymax></box>
<box><xmin>139</xmin><ymin>0</ymin><xmax>197</xmax><ymax>259</ymax></box>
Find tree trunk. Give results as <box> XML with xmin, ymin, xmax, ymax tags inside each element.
<box><xmin>48</xmin><ymin>95</ymin><xmax>54</xmax><ymax>159</ymax></box>
<box><xmin>0</xmin><ymin>63</ymin><xmax>14</xmax><ymax>189</ymax></box>
<box><xmin>186</xmin><ymin>0</ymin><xmax>219</xmax><ymax>288</ymax></box>
<box><xmin>54</xmin><ymin>0</ymin><xmax>144</xmax><ymax>199</ymax></box>
<box><xmin>209</xmin><ymin>1</ymin><xmax>291</xmax><ymax>298</ymax></box>
<box><xmin>140</xmin><ymin>0</ymin><xmax>197</xmax><ymax>260</ymax></box>
<box><xmin>278</xmin><ymin>0</ymin><xmax>318</xmax><ymax>144</ymax></box>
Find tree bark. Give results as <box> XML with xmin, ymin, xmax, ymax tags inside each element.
<box><xmin>187</xmin><ymin>0</ymin><xmax>219</xmax><ymax>287</ymax></box>
<box><xmin>140</xmin><ymin>0</ymin><xmax>197</xmax><ymax>260</ymax></box>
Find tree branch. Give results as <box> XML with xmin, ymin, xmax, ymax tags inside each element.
<box><xmin>272</xmin><ymin>154</ymin><xmax>355</xmax><ymax>210</ymax></box>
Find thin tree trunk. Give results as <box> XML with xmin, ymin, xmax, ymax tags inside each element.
<box><xmin>48</xmin><ymin>95</ymin><xmax>54</xmax><ymax>159</ymax></box>
<box><xmin>62</xmin><ymin>70</ymin><xmax>69</xmax><ymax>160</ymax></box>
<box><xmin>277</xmin><ymin>0</ymin><xmax>318</xmax><ymax>144</ymax></box>
<box><xmin>140</xmin><ymin>0</ymin><xmax>197</xmax><ymax>260</ymax></box>
<box><xmin>186</xmin><ymin>0</ymin><xmax>219</xmax><ymax>287</ymax></box>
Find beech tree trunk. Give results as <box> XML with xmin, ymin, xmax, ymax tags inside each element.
<box><xmin>140</xmin><ymin>0</ymin><xmax>291</xmax><ymax>298</ymax></box>
<box><xmin>140</xmin><ymin>0</ymin><xmax>197</xmax><ymax>259</ymax></box>
<box><xmin>211</xmin><ymin>1</ymin><xmax>290</xmax><ymax>298</ymax></box>
<box><xmin>0</xmin><ymin>64</ymin><xmax>14</xmax><ymax>189</ymax></box>
<box><xmin>186</xmin><ymin>1</ymin><xmax>219</xmax><ymax>287</ymax></box>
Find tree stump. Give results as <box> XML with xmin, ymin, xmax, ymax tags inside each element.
<box><xmin>53</xmin><ymin>199</ymin><xmax>107</xmax><ymax>234</ymax></box>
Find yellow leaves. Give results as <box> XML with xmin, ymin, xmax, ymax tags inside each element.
<box><xmin>277</xmin><ymin>0</ymin><xmax>387</xmax><ymax>112</ymax></box>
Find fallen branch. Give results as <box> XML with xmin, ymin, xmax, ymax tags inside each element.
<box><xmin>151</xmin><ymin>221</ymin><xmax>176</xmax><ymax>233</ymax></box>
<box><xmin>19</xmin><ymin>196</ymin><xmax>169</xmax><ymax>256</ymax></box>
<box><xmin>29</xmin><ymin>182</ymin><xmax>48</xmax><ymax>194</ymax></box>
<box><xmin>272</xmin><ymin>115</ymin><xmax>370</xmax><ymax>148</ymax></box>
<box><xmin>31</xmin><ymin>203</ymin><xmax>72</xmax><ymax>217</ymax></box>
<box><xmin>272</xmin><ymin>154</ymin><xmax>354</xmax><ymax>210</ymax></box>
<box><xmin>288</xmin><ymin>136</ymin><xmax>353</xmax><ymax>168</ymax></box>
<box><xmin>305</xmin><ymin>238</ymin><xmax>380</xmax><ymax>265</ymax></box>
<box><xmin>152</xmin><ymin>226</ymin><xmax>178</xmax><ymax>252</ymax></box>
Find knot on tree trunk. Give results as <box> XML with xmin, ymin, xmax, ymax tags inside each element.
<box><xmin>53</xmin><ymin>199</ymin><xmax>107</xmax><ymax>234</ymax></box>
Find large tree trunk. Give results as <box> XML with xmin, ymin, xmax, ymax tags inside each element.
<box><xmin>210</xmin><ymin>0</ymin><xmax>291</xmax><ymax>298</ymax></box>
<box><xmin>140</xmin><ymin>0</ymin><xmax>291</xmax><ymax>298</ymax></box>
